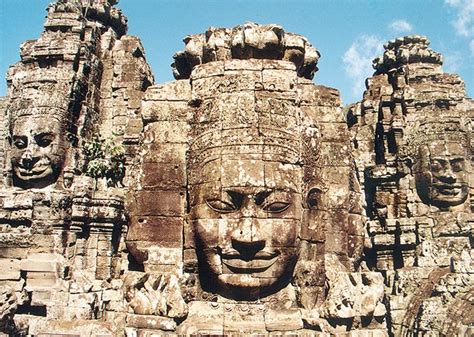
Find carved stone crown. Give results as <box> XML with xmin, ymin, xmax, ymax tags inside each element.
<box><xmin>373</xmin><ymin>35</ymin><xmax>443</xmax><ymax>74</ymax></box>
<box><xmin>172</xmin><ymin>22</ymin><xmax>320</xmax><ymax>80</ymax></box>
<box><xmin>47</xmin><ymin>0</ymin><xmax>127</xmax><ymax>36</ymax></box>
<box><xmin>188</xmin><ymin>97</ymin><xmax>320</xmax><ymax>169</ymax></box>
<box><xmin>7</xmin><ymin>93</ymin><xmax>71</xmax><ymax>123</ymax></box>
<box><xmin>188</xmin><ymin>127</ymin><xmax>318</xmax><ymax>168</ymax></box>
<box><xmin>399</xmin><ymin>117</ymin><xmax>471</xmax><ymax>159</ymax></box>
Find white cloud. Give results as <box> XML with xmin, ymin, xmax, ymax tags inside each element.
<box><xmin>443</xmin><ymin>52</ymin><xmax>462</xmax><ymax>73</ymax></box>
<box><xmin>444</xmin><ymin>0</ymin><xmax>474</xmax><ymax>37</ymax></box>
<box><xmin>389</xmin><ymin>20</ymin><xmax>413</xmax><ymax>34</ymax></box>
<box><xmin>470</xmin><ymin>39</ymin><xmax>474</xmax><ymax>56</ymax></box>
<box><xmin>343</xmin><ymin>35</ymin><xmax>385</xmax><ymax>99</ymax></box>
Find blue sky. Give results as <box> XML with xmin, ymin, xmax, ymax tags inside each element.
<box><xmin>1</xmin><ymin>0</ymin><xmax>473</xmax><ymax>104</ymax></box>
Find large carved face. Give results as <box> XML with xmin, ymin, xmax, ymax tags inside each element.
<box><xmin>190</xmin><ymin>157</ymin><xmax>303</xmax><ymax>299</ymax></box>
<box><xmin>416</xmin><ymin>141</ymin><xmax>470</xmax><ymax>208</ymax></box>
<box><xmin>10</xmin><ymin>116</ymin><xmax>66</xmax><ymax>188</ymax></box>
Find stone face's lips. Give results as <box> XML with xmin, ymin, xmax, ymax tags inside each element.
<box><xmin>432</xmin><ymin>183</ymin><xmax>463</xmax><ymax>195</ymax></box>
<box><xmin>16</xmin><ymin>165</ymin><xmax>49</xmax><ymax>177</ymax></box>
<box><xmin>220</xmin><ymin>250</ymin><xmax>280</xmax><ymax>273</ymax></box>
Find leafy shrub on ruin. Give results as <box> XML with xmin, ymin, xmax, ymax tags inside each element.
<box><xmin>82</xmin><ymin>135</ymin><xmax>125</xmax><ymax>188</ymax></box>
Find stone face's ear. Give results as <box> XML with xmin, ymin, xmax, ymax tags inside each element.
<box><xmin>306</xmin><ymin>187</ymin><xmax>324</xmax><ymax>209</ymax></box>
<box><xmin>413</xmin><ymin>145</ymin><xmax>433</xmax><ymax>205</ymax></box>
<box><xmin>414</xmin><ymin>145</ymin><xmax>430</xmax><ymax>174</ymax></box>
<box><xmin>392</xmin><ymin>157</ymin><xmax>413</xmax><ymax>178</ymax></box>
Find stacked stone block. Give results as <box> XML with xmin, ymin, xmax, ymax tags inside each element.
<box><xmin>349</xmin><ymin>35</ymin><xmax>473</xmax><ymax>336</ymax></box>
<box><xmin>0</xmin><ymin>0</ymin><xmax>151</xmax><ymax>335</ymax></box>
<box><xmin>0</xmin><ymin>2</ymin><xmax>472</xmax><ymax>336</ymax></box>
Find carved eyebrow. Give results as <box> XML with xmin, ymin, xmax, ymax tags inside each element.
<box><xmin>12</xmin><ymin>136</ymin><xmax>27</xmax><ymax>145</ymax></box>
<box><xmin>254</xmin><ymin>190</ymin><xmax>272</xmax><ymax>205</ymax></box>
<box><xmin>34</xmin><ymin>132</ymin><xmax>54</xmax><ymax>138</ymax></box>
<box><xmin>431</xmin><ymin>157</ymin><xmax>448</xmax><ymax>163</ymax></box>
<box><xmin>226</xmin><ymin>190</ymin><xmax>244</xmax><ymax>206</ymax></box>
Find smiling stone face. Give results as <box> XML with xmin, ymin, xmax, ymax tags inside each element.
<box><xmin>10</xmin><ymin>115</ymin><xmax>67</xmax><ymax>188</ymax></box>
<box><xmin>190</xmin><ymin>158</ymin><xmax>303</xmax><ymax>299</ymax></box>
<box><xmin>183</xmin><ymin>54</ymin><xmax>322</xmax><ymax>301</ymax></box>
<box><xmin>415</xmin><ymin>140</ymin><xmax>470</xmax><ymax>209</ymax></box>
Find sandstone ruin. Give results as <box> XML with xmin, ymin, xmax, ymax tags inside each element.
<box><xmin>0</xmin><ymin>1</ymin><xmax>472</xmax><ymax>336</ymax></box>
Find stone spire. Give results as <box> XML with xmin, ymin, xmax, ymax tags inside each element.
<box><xmin>372</xmin><ymin>35</ymin><xmax>443</xmax><ymax>74</ymax></box>
<box><xmin>45</xmin><ymin>0</ymin><xmax>127</xmax><ymax>36</ymax></box>
<box><xmin>172</xmin><ymin>23</ymin><xmax>320</xmax><ymax>80</ymax></box>
<box><xmin>349</xmin><ymin>34</ymin><xmax>473</xmax><ymax>337</ymax></box>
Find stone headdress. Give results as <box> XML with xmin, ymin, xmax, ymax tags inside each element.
<box><xmin>172</xmin><ymin>22</ymin><xmax>320</xmax><ymax>80</ymax></box>
<box><xmin>6</xmin><ymin>80</ymin><xmax>81</xmax><ymax>147</ymax></box>
<box><xmin>398</xmin><ymin>117</ymin><xmax>471</xmax><ymax>161</ymax></box>
<box><xmin>179</xmin><ymin>24</ymin><xmax>322</xmax><ymax>188</ymax></box>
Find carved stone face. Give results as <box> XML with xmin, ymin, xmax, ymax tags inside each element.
<box><xmin>190</xmin><ymin>158</ymin><xmax>302</xmax><ymax>299</ymax></box>
<box><xmin>10</xmin><ymin>116</ymin><xmax>66</xmax><ymax>188</ymax></box>
<box><xmin>416</xmin><ymin>141</ymin><xmax>469</xmax><ymax>208</ymax></box>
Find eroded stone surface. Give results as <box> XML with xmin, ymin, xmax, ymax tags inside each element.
<box><xmin>0</xmin><ymin>0</ymin><xmax>151</xmax><ymax>335</ymax></box>
<box><xmin>349</xmin><ymin>35</ymin><xmax>473</xmax><ymax>336</ymax></box>
<box><xmin>0</xmin><ymin>3</ymin><xmax>472</xmax><ymax>336</ymax></box>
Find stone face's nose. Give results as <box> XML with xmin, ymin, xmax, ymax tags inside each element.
<box><xmin>21</xmin><ymin>150</ymin><xmax>38</xmax><ymax>170</ymax></box>
<box><xmin>239</xmin><ymin>196</ymin><xmax>258</xmax><ymax>218</ymax></box>
<box><xmin>438</xmin><ymin>165</ymin><xmax>456</xmax><ymax>183</ymax></box>
<box><xmin>231</xmin><ymin>237</ymin><xmax>266</xmax><ymax>261</ymax></box>
<box><xmin>232</xmin><ymin>217</ymin><xmax>254</xmax><ymax>242</ymax></box>
<box><xmin>231</xmin><ymin>217</ymin><xmax>266</xmax><ymax>260</ymax></box>
<box><xmin>22</xmin><ymin>149</ymin><xmax>32</xmax><ymax>160</ymax></box>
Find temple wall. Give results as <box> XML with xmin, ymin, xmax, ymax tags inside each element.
<box><xmin>0</xmin><ymin>2</ymin><xmax>472</xmax><ymax>336</ymax></box>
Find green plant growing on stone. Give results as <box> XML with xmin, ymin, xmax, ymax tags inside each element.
<box><xmin>82</xmin><ymin>135</ymin><xmax>125</xmax><ymax>188</ymax></box>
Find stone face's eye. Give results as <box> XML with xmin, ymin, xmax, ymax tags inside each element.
<box><xmin>263</xmin><ymin>201</ymin><xmax>290</xmax><ymax>213</ymax></box>
<box><xmin>307</xmin><ymin>188</ymin><xmax>323</xmax><ymax>209</ymax></box>
<box><xmin>35</xmin><ymin>134</ymin><xmax>54</xmax><ymax>147</ymax></box>
<box><xmin>206</xmin><ymin>199</ymin><xmax>237</xmax><ymax>213</ymax></box>
<box><xmin>451</xmin><ymin>159</ymin><xmax>465</xmax><ymax>172</ymax></box>
<box><xmin>13</xmin><ymin>137</ymin><xmax>27</xmax><ymax>149</ymax></box>
<box><xmin>430</xmin><ymin>160</ymin><xmax>443</xmax><ymax>172</ymax></box>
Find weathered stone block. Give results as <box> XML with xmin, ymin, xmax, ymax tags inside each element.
<box><xmin>144</xmin><ymin>81</ymin><xmax>192</xmax><ymax>101</ymax></box>
<box><xmin>141</xmin><ymin>162</ymin><xmax>186</xmax><ymax>189</ymax></box>
<box><xmin>191</xmin><ymin>61</ymin><xmax>225</xmax><ymax>79</ymax></box>
<box><xmin>325</xmin><ymin>229</ymin><xmax>349</xmax><ymax>255</ymax></box>
<box><xmin>142</xmin><ymin>143</ymin><xmax>186</xmax><ymax>164</ymax></box>
<box><xmin>126</xmin><ymin>314</ymin><xmax>176</xmax><ymax>330</ymax></box>
<box><xmin>300</xmin><ymin>105</ymin><xmax>345</xmax><ymax>123</ymax></box>
<box><xmin>300</xmin><ymin>209</ymin><xmax>327</xmax><ymax>242</ymax></box>
<box><xmin>143</xmin><ymin>121</ymin><xmax>188</xmax><ymax>144</ymax></box>
<box><xmin>146</xmin><ymin>247</ymin><xmax>182</xmax><ymax>266</ymax></box>
<box><xmin>31</xmin><ymin>289</ymin><xmax>54</xmax><ymax>306</ymax></box>
<box><xmin>142</xmin><ymin>100</ymin><xmax>189</xmax><ymax>123</ymax></box>
<box><xmin>128</xmin><ymin>216</ymin><xmax>183</xmax><ymax>247</ymax></box>
<box><xmin>318</xmin><ymin>122</ymin><xmax>351</xmax><ymax>142</ymax></box>
<box><xmin>0</xmin><ymin>258</ymin><xmax>21</xmax><ymax>280</ymax></box>
<box><xmin>319</xmin><ymin>142</ymin><xmax>352</xmax><ymax>166</ymax></box>
<box><xmin>103</xmin><ymin>289</ymin><xmax>123</xmax><ymax>302</ymax></box>
<box><xmin>224</xmin><ymin>59</ymin><xmax>263</xmax><ymax>72</ymax></box>
<box><xmin>193</xmin><ymin>71</ymin><xmax>261</xmax><ymax>97</ymax></box>
<box><xmin>26</xmin><ymin>273</ymin><xmax>60</xmax><ymax>289</ymax></box>
<box><xmin>223</xmin><ymin>304</ymin><xmax>266</xmax><ymax>333</ymax></box>
<box><xmin>176</xmin><ymin>301</ymin><xmax>224</xmax><ymax>335</ymax></box>
<box><xmin>265</xmin><ymin>308</ymin><xmax>303</xmax><ymax>331</ymax></box>
<box><xmin>262</xmin><ymin>68</ymin><xmax>296</xmax><ymax>92</ymax></box>
<box><xmin>20</xmin><ymin>260</ymin><xmax>58</xmax><ymax>273</ymax></box>
<box><xmin>298</xmin><ymin>84</ymin><xmax>342</xmax><ymax>106</ymax></box>
<box><xmin>136</xmin><ymin>190</ymin><xmax>186</xmax><ymax>217</ymax></box>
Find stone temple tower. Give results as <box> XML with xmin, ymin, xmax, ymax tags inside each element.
<box><xmin>0</xmin><ymin>2</ymin><xmax>472</xmax><ymax>336</ymax></box>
